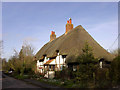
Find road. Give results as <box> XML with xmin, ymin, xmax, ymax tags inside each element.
<box><xmin>2</xmin><ymin>72</ymin><xmax>41</xmax><ymax>89</ymax></box>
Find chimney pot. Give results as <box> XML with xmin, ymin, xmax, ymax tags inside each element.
<box><xmin>69</xmin><ymin>18</ymin><xmax>72</xmax><ymax>24</ymax></box>
<box><xmin>50</xmin><ymin>31</ymin><xmax>56</xmax><ymax>41</ymax></box>
<box><xmin>67</xmin><ymin>20</ymin><xmax>69</xmax><ymax>23</ymax></box>
<box><xmin>65</xmin><ymin>18</ymin><xmax>73</xmax><ymax>34</ymax></box>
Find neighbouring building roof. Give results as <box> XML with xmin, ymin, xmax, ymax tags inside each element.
<box><xmin>35</xmin><ymin>25</ymin><xmax>115</xmax><ymax>62</ymax></box>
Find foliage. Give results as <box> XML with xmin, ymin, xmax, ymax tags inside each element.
<box><xmin>3</xmin><ymin>43</ymin><xmax>36</xmax><ymax>77</ymax></box>
<box><xmin>77</xmin><ymin>42</ymin><xmax>97</xmax><ymax>64</ymax></box>
<box><xmin>55</xmin><ymin>66</ymin><xmax>71</xmax><ymax>80</ymax></box>
<box><xmin>2</xmin><ymin>41</ymin><xmax>120</xmax><ymax>88</ymax></box>
<box><xmin>55</xmin><ymin>42</ymin><xmax>98</xmax><ymax>88</ymax></box>
<box><xmin>0</xmin><ymin>40</ymin><xmax>3</xmax><ymax>58</ymax></box>
<box><xmin>2</xmin><ymin>58</ymin><xmax>8</xmax><ymax>71</ymax></box>
<box><xmin>111</xmin><ymin>48</ymin><xmax>120</xmax><ymax>56</ymax></box>
<box><xmin>38</xmin><ymin>43</ymin><xmax>120</xmax><ymax>88</ymax></box>
<box><xmin>109</xmin><ymin>55</ymin><xmax>120</xmax><ymax>85</ymax></box>
<box><xmin>95</xmin><ymin>68</ymin><xmax>111</xmax><ymax>88</ymax></box>
<box><xmin>73</xmin><ymin>42</ymin><xmax>97</xmax><ymax>87</ymax></box>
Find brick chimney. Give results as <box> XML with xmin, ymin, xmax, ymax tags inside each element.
<box><xmin>65</xmin><ymin>18</ymin><xmax>73</xmax><ymax>34</ymax></box>
<box><xmin>50</xmin><ymin>31</ymin><xmax>56</xmax><ymax>41</ymax></box>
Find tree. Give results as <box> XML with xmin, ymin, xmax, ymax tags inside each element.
<box><xmin>78</xmin><ymin>42</ymin><xmax>96</xmax><ymax>63</ymax></box>
<box><xmin>0</xmin><ymin>40</ymin><xmax>3</xmax><ymax>71</ymax></box>
<box><xmin>0</xmin><ymin>40</ymin><xmax>3</xmax><ymax>58</ymax></box>
<box><xmin>111</xmin><ymin>48</ymin><xmax>120</xmax><ymax>56</ymax></box>
<box><xmin>109</xmin><ymin>48</ymin><xmax>120</xmax><ymax>86</ymax></box>
<box><xmin>2</xmin><ymin>58</ymin><xmax>8</xmax><ymax>71</ymax></box>
<box><xmin>18</xmin><ymin>43</ymin><xmax>35</xmax><ymax>75</ymax></box>
<box><xmin>109</xmin><ymin>55</ymin><xmax>120</xmax><ymax>85</ymax></box>
<box><xmin>3</xmin><ymin>42</ymin><xmax>36</xmax><ymax>76</ymax></box>
<box><xmin>74</xmin><ymin>42</ymin><xmax>97</xmax><ymax>87</ymax></box>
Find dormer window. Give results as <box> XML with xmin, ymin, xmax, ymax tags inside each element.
<box><xmin>37</xmin><ymin>60</ymin><xmax>39</xmax><ymax>63</ymax></box>
<box><xmin>62</xmin><ymin>55</ymin><xmax>67</xmax><ymax>58</ymax></box>
<box><xmin>43</xmin><ymin>54</ymin><xmax>47</xmax><ymax>57</ymax></box>
<box><xmin>56</xmin><ymin>50</ymin><xmax>59</xmax><ymax>56</ymax></box>
<box><xmin>48</xmin><ymin>58</ymin><xmax>50</xmax><ymax>60</ymax></box>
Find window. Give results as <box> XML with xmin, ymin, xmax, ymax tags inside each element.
<box><xmin>49</xmin><ymin>66</ymin><xmax>51</xmax><ymax>71</ymax></box>
<box><xmin>100</xmin><ymin>61</ymin><xmax>102</xmax><ymax>68</ymax></box>
<box><xmin>73</xmin><ymin>65</ymin><xmax>77</xmax><ymax>71</ymax></box>
<box><xmin>60</xmin><ymin>65</ymin><xmax>63</xmax><ymax>70</ymax></box>
<box><xmin>99</xmin><ymin>58</ymin><xmax>104</xmax><ymax>69</ymax></box>
<box><xmin>50</xmin><ymin>65</ymin><xmax>55</xmax><ymax>71</ymax></box>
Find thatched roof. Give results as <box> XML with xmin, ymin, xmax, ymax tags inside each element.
<box><xmin>35</xmin><ymin>25</ymin><xmax>115</xmax><ymax>62</ymax></box>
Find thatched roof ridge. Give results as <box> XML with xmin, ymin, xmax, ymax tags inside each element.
<box><xmin>35</xmin><ymin>25</ymin><xmax>115</xmax><ymax>61</ymax></box>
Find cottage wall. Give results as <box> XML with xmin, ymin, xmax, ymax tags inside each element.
<box><xmin>44</xmin><ymin>56</ymin><xmax>48</xmax><ymax>64</ymax></box>
<box><xmin>37</xmin><ymin>60</ymin><xmax>44</xmax><ymax>73</ymax></box>
<box><xmin>55</xmin><ymin>55</ymin><xmax>66</xmax><ymax>70</ymax></box>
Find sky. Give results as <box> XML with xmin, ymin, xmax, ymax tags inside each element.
<box><xmin>2</xmin><ymin>2</ymin><xmax>118</xmax><ymax>60</ymax></box>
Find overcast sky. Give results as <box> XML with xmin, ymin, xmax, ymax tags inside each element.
<box><xmin>2</xmin><ymin>2</ymin><xmax>118</xmax><ymax>60</ymax></box>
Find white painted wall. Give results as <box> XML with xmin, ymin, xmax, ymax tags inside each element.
<box><xmin>44</xmin><ymin>56</ymin><xmax>48</xmax><ymax>64</ymax></box>
<box><xmin>56</xmin><ymin>55</ymin><xmax>64</xmax><ymax>64</ymax></box>
<box><xmin>36</xmin><ymin>54</ymin><xmax>66</xmax><ymax>74</ymax></box>
<box><xmin>37</xmin><ymin>60</ymin><xmax>44</xmax><ymax>73</ymax></box>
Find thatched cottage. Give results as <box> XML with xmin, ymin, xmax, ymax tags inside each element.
<box><xmin>35</xmin><ymin>18</ymin><xmax>114</xmax><ymax>78</ymax></box>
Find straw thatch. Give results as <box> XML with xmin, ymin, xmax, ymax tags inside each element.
<box><xmin>35</xmin><ymin>25</ymin><xmax>115</xmax><ymax>62</ymax></box>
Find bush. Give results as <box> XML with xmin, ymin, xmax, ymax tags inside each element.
<box><xmin>55</xmin><ymin>67</ymin><xmax>71</xmax><ymax>80</ymax></box>
<box><xmin>109</xmin><ymin>55</ymin><xmax>120</xmax><ymax>86</ymax></box>
<box><xmin>95</xmin><ymin>68</ymin><xmax>111</xmax><ymax>88</ymax></box>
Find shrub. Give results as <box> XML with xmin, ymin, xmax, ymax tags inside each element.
<box><xmin>109</xmin><ymin>55</ymin><xmax>120</xmax><ymax>86</ymax></box>
<box><xmin>95</xmin><ymin>68</ymin><xmax>111</xmax><ymax>88</ymax></box>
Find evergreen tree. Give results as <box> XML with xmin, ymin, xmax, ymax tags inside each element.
<box><xmin>74</xmin><ymin>42</ymin><xmax>97</xmax><ymax>87</ymax></box>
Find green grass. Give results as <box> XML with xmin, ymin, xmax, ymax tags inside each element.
<box><xmin>14</xmin><ymin>74</ymin><xmax>30</xmax><ymax>80</ymax></box>
<box><xmin>37</xmin><ymin>78</ymin><xmax>78</xmax><ymax>88</ymax></box>
<box><xmin>38</xmin><ymin>78</ymin><xmax>62</xmax><ymax>86</ymax></box>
